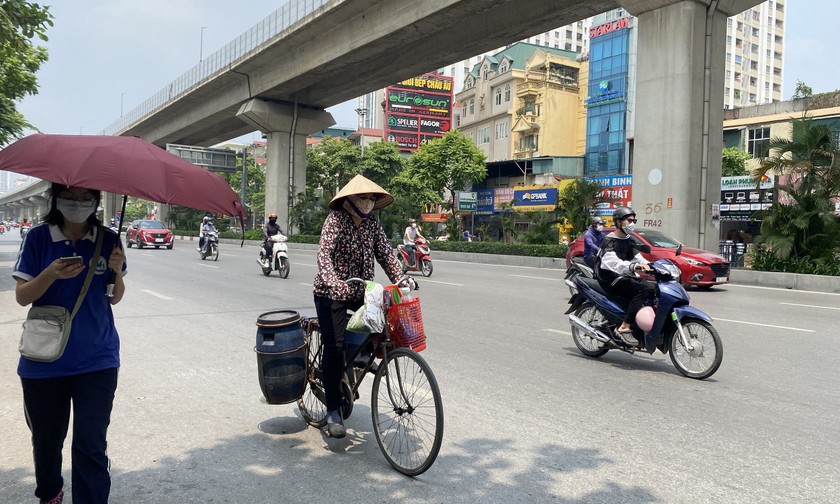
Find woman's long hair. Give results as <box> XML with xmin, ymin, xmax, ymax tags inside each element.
<box><xmin>44</xmin><ymin>183</ymin><xmax>103</xmax><ymax>228</ymax></box>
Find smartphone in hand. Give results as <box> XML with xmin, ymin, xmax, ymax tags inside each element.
<box><xmin>59</xmin><ymin>256</ymin><xmax>84</xmax><ymax>265</ymax></box>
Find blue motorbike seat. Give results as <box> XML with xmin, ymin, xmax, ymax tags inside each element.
<box><xmin>579</xmin><ymin>277</ymin><xmax>632</xmax><ymax>309</ymax></box>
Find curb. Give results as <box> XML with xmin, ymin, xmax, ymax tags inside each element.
<box><xmin>190</xmin><ymin>236</ymin><xmax>840</xmax><ymax>294</ymax></box>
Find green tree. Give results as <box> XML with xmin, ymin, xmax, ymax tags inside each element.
<box><xmin>721</xmin><ymin>146</ymin><xmax>751</xmax><ymax>176</ymax></box>
<box><xmin>397</xmin><ymin>130</ymin><xmax>487</xmax><ymax>237</ymax></box>
<box><xmin>556</xmin><ymin>178</ymin><xmax>612</xmax><ymax>238</ymax></box>
<box><xmin>0</xmin><ymin>0</ymin><xmax>53</xmax><ymax>145</ymax></box>
<box><xmin>222</xmin><ymin>155</ymin><xmax>265</xmax><ymax>228</ymax></box>
<box><xmin>792</xmin><ymin>80</ymin><xmax>813</xmax><ymax>100</ymax></box>
<box><xmin>305</xmin><ymin>136</ymin><xmax>361</xmax><ymax>202</ymax></box>
<box><xmin>752</xmin><ymin>117</ymin><xmax>840</xmax><ymax>262</ymax></box>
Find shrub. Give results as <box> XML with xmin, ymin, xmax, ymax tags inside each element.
<box><xmin>750</xmin><ymin>247</ymin><xmax>840</xmax><ymax>276</ymax></box>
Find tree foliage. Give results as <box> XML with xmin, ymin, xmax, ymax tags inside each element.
<box><xmin>752</xmin><ymin>117</ymin><xmax>840</xmax><ymax>263</ymax></box>
<box><xmin>557</xmin><ymin>178</ymin><xmax>612</xmax><ymax>239</ymax></box>
<box><xmin>0</xmin><ymin>0</ymin><xmax>53</xmax><ymax>145</ymax></box>
<box><xmin>721</xmin><ymin>146</ymin><xmax>750</xmax><ymax>177</ymax></box>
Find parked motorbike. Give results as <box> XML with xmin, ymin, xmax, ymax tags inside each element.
<box><xmin>564</xmin><ymin>245</ymin><xmax>723</xmax><ymax>379</ymax></box>
<box><xmin>20</xmin><ymin>226</ymin><xmax>29</xmax><ymax>239</ymax></box>
<box><xmin>258</xmin><ymin>233</ymin><xmax>290</xmax><ymax>278</ymax></box>
<box><xmin>199</xmin><ymin>230</ymin><xmax>219</xmax><ymax>261</ymax></box>
<box><xmin>396</xmin><ymin>237</ymin><xmax>433</xmax><ymax>277</ymax></box>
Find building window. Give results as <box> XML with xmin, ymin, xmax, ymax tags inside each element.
<box><xmin>504</xmin><ymin>83</ymin><xmax>511</xmax><ymax>102</ymax></box>
<box><xmin>565</xmin><ymin>42</ymin><xmax>572</xmax><ymax>51</ymax></box>
<box><xmin>478</xmin><ymin>128</ymin><xmax>490</xmax><ymax>145</ymax></box>
<box><xmin>520</xmin><ymin>134</ymin><xmax>538</xmax><ymax>151</ymax></box>
<box><xmin>461</xmin><ymin>102</ymin><xmax>467</xmax><ymax>119</ymax></box>
<box><xmin>747</xmin><ymin>127</ymin><xmax>770</xmax><ymax>157</ymax></box>
<box><xmin>469</xmin><ymin>99</ymin><xmax>474</xmax><ymax>115</ymax></box>
<box><xmin>499</xmin><ymin>61</ymin><xmax>508</xmax><ymax>73</ymax></box>
<box><xmin>494</xmin><ymin>87</ymin><xmax>502</xmax><ymax>106</ymax></box>
<box><xmin>482</xmin><ymin>64</ymin><xmax>489</xmax><ymax>80</ymax></box>
<box><xmin>495</xmin><ymin>120</ymin><xmax>509</xmax><ymax>140</ymax></box>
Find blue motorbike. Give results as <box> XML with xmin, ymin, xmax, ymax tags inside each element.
<box><xmin>564</xmin><ymin>246</ymin><xmax>723</xmax><ymax>379</ymax></box>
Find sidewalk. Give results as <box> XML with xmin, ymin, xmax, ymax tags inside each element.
<box><xmin>203</xmin><ymin>236</ymin><xmax>840</xmax><ymax>294</ymax></box>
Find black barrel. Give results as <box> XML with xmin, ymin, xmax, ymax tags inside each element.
<box><xmin>255</xmin><ymin>310</ymin><xmax>306</xmax><ymax>405</ymax></box>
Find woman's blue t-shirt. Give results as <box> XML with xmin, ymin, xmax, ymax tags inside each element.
<box><xmin>13</xmin><ymin>223</ymin><xmax>126</xmax><ymax>378</ymax></box>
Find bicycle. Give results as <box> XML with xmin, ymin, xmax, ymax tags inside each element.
<box><xmin>296</xmin><ymin>277</ymin><xmax>444</xmax><ymax>476</ymax></box>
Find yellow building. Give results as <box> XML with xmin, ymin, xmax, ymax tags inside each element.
<box><xmin>455</xmin><ymin>42</ymin><xmax>588</xmax><ymax>179</ymax></box>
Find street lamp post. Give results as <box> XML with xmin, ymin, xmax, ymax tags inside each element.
<box><xmin>120</xmin><ymin>92</ymin><xmax>127</xmax><ymax>117</ymax></box>
<box><xmin>200</xmin><ymin>26</ymin><xmax>207</xmax><ymax>62</ymax></box>
<box><xmin>355</xmin><ymin>106</ymin><xmax>368</xmax><ymax>159</ymax></box>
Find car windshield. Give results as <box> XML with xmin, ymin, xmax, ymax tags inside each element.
<box><xmin>140</xmin><ymin>221</ymin><xmax>165</xmax><ymax>229</ymax></box>
<box><xmin>636</xmin><ymin>229</ymin><xmax>681</xmax><ymax>249</ymax></box>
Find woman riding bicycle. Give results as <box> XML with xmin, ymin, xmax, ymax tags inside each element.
<box><xmin>312</xmin><ymin>174</ymin><xmax>414</xmax><ymax>438</ymax></box>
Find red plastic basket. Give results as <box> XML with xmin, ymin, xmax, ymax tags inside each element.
<box><xmin>386</xmin><ymin>297</ymin><xmax>426</xmax><ymax>352</ymax></box>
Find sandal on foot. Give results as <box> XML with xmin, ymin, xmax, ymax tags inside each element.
<box><xmin>326</xmin><ymin>421</ymin><xmax>346</xmax><ymax>439</ymax></box>
<box><xmin>615</xmin><ymin>329</ymin><xmax>639</xmax><ymax>346</ymax></box>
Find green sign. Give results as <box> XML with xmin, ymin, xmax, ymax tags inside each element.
<box><xmin>457</xmin><ymin>191</ymin><xmax>477</xmax><ymax>211</ymax></box>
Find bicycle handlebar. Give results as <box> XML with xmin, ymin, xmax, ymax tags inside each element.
<box><xmin>346</xmin><ymin>276</ymin><xmax>418</xmax><ymax>290</ymax></box>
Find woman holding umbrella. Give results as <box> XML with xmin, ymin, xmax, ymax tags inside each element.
<box><xmin>12</xmin><ymin>184</ymin><xmax>126</xmax><ymax>504</ymax></box>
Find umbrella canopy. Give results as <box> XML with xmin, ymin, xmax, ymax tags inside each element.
<box><xmin>0</xmin><ymin>134</ymin><xmax>246</xmax><ymax>223</ymax></box>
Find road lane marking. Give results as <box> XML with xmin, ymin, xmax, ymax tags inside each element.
<box><xmin>779</xmin><ymin>302</ymin><xmax>840</xmax><ymax>311</ymax></box>
<box><xmin>299</xmin><ymin>283</ymin><xmax>312</xmax><ymax>287</ymax></box>
<box><xmin>543</xmin><ymin>328</ymin><xmax>572</xmax><ymax>336</ymax></box>
<box><xmin>197</xmin><ymin>263</ymin><xmax>218</xmax><ymax>269</ymax></box>
<box><xmin>510</xmin><ymin>274</ymin><xmax>561</xmax><ymax>281</ymax></box>
<box><xmin>142</xmin><ymin>289</ymin><xmax>173</xmax><ymax>300</ymax></box>
<box><xmin>714</xmin><ymin>317</ymin><xmax>815</xmax><ymax>333</ymax></box>
<box><xmin>417</xmin><ymin>279</ymin><xmax>464</xmax><ymax>286</ymax></box>
<box><xmin>726</xmin><ymin>284</ymin><xmax>840</xmax><ymax>296</ymax></box>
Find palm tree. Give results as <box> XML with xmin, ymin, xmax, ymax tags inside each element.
<box><xmin>752</xmin><ymin>117</ymin><xmax>840</xmax><ymax>261</ymax></box>
<box><xmin>556</xmin><ymin>178</ymin><xmax>613</xmax><ymax>238</ymax></box>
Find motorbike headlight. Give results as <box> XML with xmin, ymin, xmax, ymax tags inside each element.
<box><xmin>682</xmin><ymin>257</ymin><xmax>705</xmax><ymax>266</ymax></box>
<box><xmin>665</xmin><ymin>263</ymin><xmax>682</xmax><ymax>279</ymax></box>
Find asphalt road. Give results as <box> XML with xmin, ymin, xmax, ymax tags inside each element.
<box><xmin>1</xmin><ymin>231</ymin><xmax>838</xmax><ymax>503</ymax></box>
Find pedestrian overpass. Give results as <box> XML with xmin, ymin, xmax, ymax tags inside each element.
<box><xmin>1</xmin><ymin>0</ymin><xmax>761</xmax><ymax>248</ymax></box>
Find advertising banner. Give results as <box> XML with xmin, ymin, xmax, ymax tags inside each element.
<box><xmin>512</xmin><ymin>186</ymin><xmax>558</xmax><ymax>212</ymax></box>
<box><xmin>719</xmin><ymin>175</ymin><xmax>774</xmax><ymax>221</ymax></box>
<box><xmin>456</xmin><ymin>191</ymin><xmax>477</xmax><ymax>211</ymax></box>
<box><xmin>494</xmin><ymin>187</ymin><xmax>515</xmax><ymax>211</ymax></box>
<box><xmin>476</xmin><ymin>189</ymin><xmax>494</xmax><ymax>215</ymax></box>
<box><xmin>385</xmin><ymin>73</ymin><xmax>453</xmax><ymax>153</ymax></box>
<box><xmin>586</xmin><ymin>175</ymin><xmax>633</xmax><ymax>216</ymax></box>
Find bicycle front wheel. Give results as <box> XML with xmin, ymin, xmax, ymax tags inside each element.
<box><xmin>371</xmin><ymin>348</ymin><xmax>443</xmax><ymax>476</ymax></box>
<box><xmin>297</xmin><ymin>321</ymin><xmax>328</xmax><ymax>427</ymax></box>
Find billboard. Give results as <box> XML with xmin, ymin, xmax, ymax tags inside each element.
<box><xmin>719</xmin><ymin>175</ymin><xmax>774</xmax><ymax>221</ymax></box>
<box><xmin>385</xmin><ymin>73</ymin><xmax>453</xmax><ymax>152</ymax></box>
<box><xmin>586</xmin><ymin>175</ymin><xmax>633</xmax><ymax>217</ymax></box>
<box><xmin>512</xmin><ymin>186</ymin><xmax>559</xmax><ymax>212</ymax></box>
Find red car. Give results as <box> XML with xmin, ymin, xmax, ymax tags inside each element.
<box><xmin>566</xmin><ymin>228</ymin><xmax>730</xmax><ymax>288</ymax></box>
<box><xmin>125</xmin><ymin>220</ymin><xmax>174</xmax><ymax>249</ymax></box>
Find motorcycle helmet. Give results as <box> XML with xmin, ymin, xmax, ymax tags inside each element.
<box><xmin>408</xmin><ymin>218</ymin><xmax>416</xmax><ymax>224</ymax></box>
<box><xmin>268</xmin><ymin>212</ymin><xmax>278</xmax><ymax>223</ymax></box>
<box><xmin>612</xmin><ymin>206</ymin><xmax>636</xmax><ymax>222</ymax></box>
<box><xmin>202</xmin><ymin>216</ymin><xmax>210</xmax><ymax>223</ymax></box>
<box><xmin>590</xmin><ymin>216</ymin><xmax>605</xmax><ymax>227</ymax></box>
<box><xmin>635</xmin><ymin>306</ymin><xmax>656</xmax><ymax>332</ymax></box>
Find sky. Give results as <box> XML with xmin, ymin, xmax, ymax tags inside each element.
<box><xmin>13</xmin><ymin>0</ymin><xmax>840</xmax><ymax>145</ymax></box>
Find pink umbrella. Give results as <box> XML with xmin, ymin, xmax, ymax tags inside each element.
<box><xmin>0</xmin><ymin>134</ymin><xmax>246</xmax><ymax>224</ymax></box>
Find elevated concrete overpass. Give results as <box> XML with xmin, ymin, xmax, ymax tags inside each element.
<box><xmin>3</xmin><ymin>0</ymin><xmax>762</xmax><ymax>248</ymax></box>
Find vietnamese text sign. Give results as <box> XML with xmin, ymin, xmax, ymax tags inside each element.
<box><xmin>586</xmin><ymin>175</ymin><xmax>633</xmax><ymax>216</ymax></box>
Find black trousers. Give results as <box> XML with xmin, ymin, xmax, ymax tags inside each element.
<box><xmin>314</xmin><ymin>295</ymin><xmax>363</xmax><ymax>413</ymax></box>
<box><xmin>605</xmin><ymin>277</ymin><xmax>655</xmax><ymax>324</ymax></box>
<box><xmin>21</xmin><ymin>368</ymin><xmax>119</xmax><ymax>503</ymax></box>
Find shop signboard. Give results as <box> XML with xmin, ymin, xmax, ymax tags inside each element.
<box><xmin>719</xmin><ymin>175</ymin><xmax>774</xmax><ymax>221</ymax></box>
<box><xmin>420</xmin><ymin>213</ymin><xmax>449</xmax><ymax>223</ymax></box>
<box><xmin>494</xmin><ymin>187</ymin><xmax>515</xmax><ymax>211</ymax></box>
<box><xmin>457</xmin><ymin>191</ymin><xmax>477</xmax><ymax>211</ymax></box>
<box><xmin>385</xmin><ymin>73</ymin><xmax>453</xmax><ymax>153</ymax></box>
<box><xmin>475</xmin><ymin>189</ymin><xmax>494</xmax><ymax>215</ymax></box>
<box><xmin>512</xmin><ymin>186</ymin><xmax>558</xmax><ymax>212</ymax></box>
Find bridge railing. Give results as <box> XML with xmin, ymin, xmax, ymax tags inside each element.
<box><xmin>102</xmin><ymin>0</ymin><xmax>330</xmax><ymax>136</ymax></box>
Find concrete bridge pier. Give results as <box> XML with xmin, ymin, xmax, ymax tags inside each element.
<box><xmin>620</xmin><ymin>0</ymin><xmax>760</xmax><ymax>249</ymax></box>
<box><xmin>237</xmin><ymin>99</ymin><xmax>334</xmax><ymax>233</ymax></box>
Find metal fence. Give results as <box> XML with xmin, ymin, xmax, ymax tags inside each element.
<box><xmin>101</xmin><ymin>0</ymin><xmax>330</xmax><ymax>136</ymax></box>
<box><xmin>719</xmin><ymin>240</ymin><xmax>746</xmax><ymax>268</ymax></box>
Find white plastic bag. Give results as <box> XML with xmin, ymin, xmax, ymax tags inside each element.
<box><xmin>362</xmin><ymin>281</ymin><xmax>385</xmax><ymax>333</ymax></box>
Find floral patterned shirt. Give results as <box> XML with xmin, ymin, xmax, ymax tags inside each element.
<box><xmin>313</xmin><ymin>209</ymin><xmax>403</xmax><ymax>301</ymax></box>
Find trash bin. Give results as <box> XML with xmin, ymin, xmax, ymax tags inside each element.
<box><xmin>255</xmin><ymin>310</ymin><xmax>307</xmax><ymax>405</ymax></box>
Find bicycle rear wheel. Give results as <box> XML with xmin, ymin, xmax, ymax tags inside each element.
<box><xmin>297</xmin><ymin>321</ymin><xmax>328</xmax><ymax>427</ymax></box>
<box><xmin>371</xmin><ymin>348</ymin><xmax>443</xmax><ymax>476</ymax></box>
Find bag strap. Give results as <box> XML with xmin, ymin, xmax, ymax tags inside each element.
<box><xmin>69</xmin><ymin>226</ymin><xmax>105</xmax><ymax>321</ymax></box>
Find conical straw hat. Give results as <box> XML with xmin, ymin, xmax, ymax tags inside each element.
<box><xmin>328</xmin><ymin>174</ymin><xmax>395</xmax><ymax>210</ymax></box>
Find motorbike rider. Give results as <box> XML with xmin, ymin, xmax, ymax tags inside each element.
<box><xmin>262</xmin><ymin>212</ymin><xmax>286</xmax><ymax>264</ymax></box>
<box><xmin>583</xmin><ymin>217</ymin><xmax>606</xmax><ymax>268</ymax></box>
<box><xmin>198</xmin><ymin>216</ymin><xmax>217</xmax><ymax>254</ymax></box>
<box><xmin>594</xmin><ymin>206</ymin><xmax>653</xmax><ymax>346</ymax></box>
<box><xmin>403</xmin><ymin>218</ymin><xmax>425</xmax><ymax>267</ymax></box>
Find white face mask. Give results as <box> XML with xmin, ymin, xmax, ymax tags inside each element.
<box><xmin>595</xmin><ymin>224</ymin><xmax>604</xmax><ymax>231</ymax></box>
<box><xmin>347</xmin><ymin>195</ymin><xmax>376</xmax><ymax>217</ymax></box>
<box><xmin>411</xmin><ymin>223</ymin><xmax>417</xmax><ymax>229</ymax></box>
<box><xmin>57</xmin><ymin>198</ymin><xmax>96</xmax><ymax>224</ymax></box>
<box><xmin>624</xmin><ymin>222</ymin><xmax>636</xmax><ymax>234</ymax></box>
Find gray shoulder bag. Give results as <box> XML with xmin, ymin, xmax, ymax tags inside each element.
<box><xmin>19</xmin><ymin>227</ymin><xmax>105</xmax><ymax>363</ymax></box>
